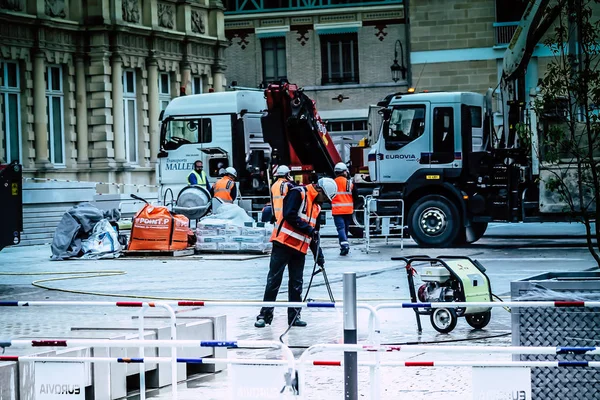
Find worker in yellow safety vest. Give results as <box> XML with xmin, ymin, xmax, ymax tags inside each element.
<box><xmin>270</xmin><ymin>165</ymin><xmax>295</xmax><ymax>225</ymax></box>
<box><xmin>187</xmin><ymin>160</ymin><xmax>210</xmax><ymax>191</ymax></box>
<box><xmin>332</xmin><ymin>162</ymin><xmax>357</xmax><ymax>256</ymax></box>
<box><xmin>210</xmin><ymin>167</ymin><xmax>237</xmax><ymax>203</ymax></box>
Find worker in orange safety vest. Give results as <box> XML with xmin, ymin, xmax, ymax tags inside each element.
<box><xmin>255</xmin><ymin>177</ymin><xmax>337</xmax><ymax>328</ymax></box>
<box><xmin>210</xmin><ymin>167</ymin><xmax>237</xmax><ymax>203</ymax></box>
<box><xmin>332</xmin><ymin>162</ymin><xmax>357</xmax><ymax>256</ymax></box>
<box><xmin>270</xmin><ymin>165</ymin><xmax>295</xmax><ymax>224</ymax></box>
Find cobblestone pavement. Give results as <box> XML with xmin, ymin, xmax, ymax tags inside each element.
<box><xmin>0</xmin><ymin>222</ymin><xmax>596</xmax><ymax>398</ymax></box>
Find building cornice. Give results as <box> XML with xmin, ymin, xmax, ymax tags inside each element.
<box><xmin>224</xmin><ymin>4</ymin><xmax>402</xmax><ymax>22</ymax></box>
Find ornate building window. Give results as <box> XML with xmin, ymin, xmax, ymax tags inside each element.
<box><xmin>320</xmin><ymin>33</ymin><xmax>359</xmax><ymax>85</ymax></box>
<box><xmin>192</xmin><ymin>76</ymin><xmax>203</xmax><ymax>94</ymax></box>
<box><xmin>159</xmin><ymin>72</ymin><xmax>171</xmax><ymax>110</ymax></box>
<box><xmin>45</xmin><ymin>65</ymin><xmax>65</xmax><ymax>165</ymax></box>
<box><xmin>0</xmin><ymin>61</ymin><xmax>21</xmax><ymax>163</ymax></box>
<box><xmin>261</xmin><ymin>37</ymin><xmax>287</xmax><ymax>85</ymax></box>
<box><xmin>123</xmin><ymin>69</ymin><xmax>138</xmax><ymax>163</ymax></box>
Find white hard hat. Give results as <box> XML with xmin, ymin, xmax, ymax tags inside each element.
<box><xmin>274</xmin><ymin>165</ymin><xmax>291</xmax><ymax>177</ymax></box>
<box><xmin>317</xmin><ymin>177</ymin><xmax>337</xmax><ymax>201</ymax></box>
<box><xmin>225</xmin><ymin>167</ymin><xmax>237</xmax><ymax>178</ymax></box>
<box><xmin>334</xmin><ymin>162</ymin><xmax>349</xmax><ymax>173</ymax></box>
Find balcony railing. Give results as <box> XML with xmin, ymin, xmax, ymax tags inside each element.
<box><xmin>223</xmin><ymin>0</ymin><xmax>402</xmax><ymax>15</ymax></box>
<box><xmin>494</xmin><ymin>21</ymin><xmax>519</xmax><ymax>47</ymax></box>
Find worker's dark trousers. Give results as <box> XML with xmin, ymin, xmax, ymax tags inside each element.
<box><xmin>333</xmin><ymin>214</ymin><xmax>352</xmax><ymax>249</ymax></box>
<box><xmin>258</xmin><ymin>243</ymin><xmax>305</xmax><ymax>323</ymax></box>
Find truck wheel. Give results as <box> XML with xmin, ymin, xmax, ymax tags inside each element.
<box><xmin>409</xmin><ymin>195</ymin><xmax>460</xmax><ymax>247</ymax></box>
<box><xmin>430</xmin><ymin>308</ymin><xmax>458</xmax><ymax>333</ymax></box>
<box><xmin>465</xmin><ymin>311</ymin><xmax>491</xmax><ymax>329</ymax></box>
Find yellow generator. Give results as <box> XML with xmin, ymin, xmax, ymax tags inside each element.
<box><xmin>393</xmin><ymin>256</ymin><xmax>493</xmax><ymax>333</ymax></box>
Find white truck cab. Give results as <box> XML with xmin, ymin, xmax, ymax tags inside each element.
<box><xmin>157</xmin><ymin>91</ymin><xmax>268</xmax><ymax>204</ymax></box>
<box><xmin>368</xmin><ymin>91</ymin><xmax>486</xmax><ymax>185</ymax></box>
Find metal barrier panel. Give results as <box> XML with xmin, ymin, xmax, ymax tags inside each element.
<box><xmin>362</xmin><ymin>196</ymin><xmax>404</xmax><ymax>254</ymax></box>
<box><xmin>511</xmin><ymin>272</ymin><xmax>600</xmax><ymax>400</ymax></box>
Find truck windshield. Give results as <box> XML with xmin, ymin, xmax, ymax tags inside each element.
<box><xmin>385</xmin><ymin>106</ymin><xmax>426</xmax><ymax>144</ymax></box>
<box><xmin>166</xmin><ymin>118</ymin><xmax>212</xmax><ymax>144</ymax></box>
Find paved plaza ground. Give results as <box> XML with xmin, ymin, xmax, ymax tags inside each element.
<box><xmin>0</xmin><ymin>222</ymin><xmax>597</xmax><ymax>399</ymax></box>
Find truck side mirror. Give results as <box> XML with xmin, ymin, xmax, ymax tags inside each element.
<box><xmin>379</xmin><ymin>108</ymin><xmax>392</xmax><ymax>121</ymax></box>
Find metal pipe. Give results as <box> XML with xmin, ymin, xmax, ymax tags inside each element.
<box><xmin>343</xmin><ymin>273</ymin><xmax>358</xmax><ymax>400</ymax></box>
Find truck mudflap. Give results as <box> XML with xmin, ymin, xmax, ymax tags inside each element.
<box><xmin>262</xmin><ymin>83</ymin><xmax>342</xmax><ymax>178</ymax></box>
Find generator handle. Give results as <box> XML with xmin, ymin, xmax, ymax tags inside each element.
<box><xmin>392</xmin><ymin>256</ymin><xmax>441</xmax><ymax>265</ymax></box>
<box><xmin>392</xmin><ymin>256</ymin><xmax>431</xmax><ymax>333</ymax></box>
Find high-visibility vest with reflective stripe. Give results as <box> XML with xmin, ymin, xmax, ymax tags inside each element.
<box><xmin>332</xmin><ymin>176</ymin><xmax>354</xmax><ymax>215</ymax></box>
<box><xmin>271</xmin><ymin>185</ymin><xmax>320</xmax><ymax>254</ymax></box>
<box><xmin>212</xmin><ymin>176</ymin><xmax>235</xmax><ymax>202</ymax></box>
<box><xmin>187</xmin><ymin>170</ymin><xmax>207</xmax><ymax>186</ymax></box>
<box><xmin>271</xmin><ymin>178</ymin><xmax>291</xmax><ymax>223</ymax></box>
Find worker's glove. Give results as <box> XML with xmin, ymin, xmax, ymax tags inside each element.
<box><xmin>311</xmin><ymin>229</ymin><xmax>320</xmax><ymax>242</ymax></box>
<box><xmin>317</xmin><ymin>256</ymin><xmax>325</xmax><ymax>267</ymax></box>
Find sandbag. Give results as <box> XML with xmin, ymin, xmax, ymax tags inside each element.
<box><xmin>81</xmin><ymin>219</ymin><xmax>122</xmax><ymax>259</ymax></box>
<box><xmin>129</xmin><ymin>204</ymin><xmax>190</xmax><ymax>251</ymax></box>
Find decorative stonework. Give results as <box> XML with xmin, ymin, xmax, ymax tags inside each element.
<box><xmin>363</xmin><ymin>10</ymin><xmax>404</xmax><ymax>22</ymax></box>
<box><xmin>191</xmin><ymin>10</ymin><xmax>206</xmax><ymax>34</ymax></box>
<box><xmin>0</xmin><ymin>23</ymin><xmax>34</xmax><ymax>44</ymax></box>
<box><xmin>158</xmin><ymin>3</ymin><xmax>174</xmax><ymax>29</ymax></box>
<box><xmin>0</xmin><ymin>0</ymin><xmax>24</xmax><ymax>11</ymax></box>
<box><xmin>45</xmin><ymin>0</ymin><xmax>66</xmax><ymax>18</ymax></box>
<box><xmin>295</xmin><ymin>28</ymin><xmax>309</xmax><ymax>46</ymax></box>
<box><xmin>117</xmin><ymin>34</ymin><xmax>146</xmax><ymax>51</ymax></box>
<box><xmin>190</xmin><ymin>43</ymin><xmax>212</xmax><ymax>58</ymax></box>
<box><xmin>226</xmin><ymin>32</ymin><xmax>249</xmax><ymax>50</ymax></box>
<box><xmin>375</xmin><ymin>25</ymin><xmax>388</xmax><ymax>41</ymax></box>
<box><xmin>155</xmin><ymin>38</ymin><xmax>182</xmax><ymax>55</ymax></box>
<box><xmin>291</xmin><ymin>17</ymin><xmax>312</xmax><ymax>25</ymax></box>
<box><xmin>122</xmin><ymin>0</ymin><xmax>140</xmax><ymax>23</ymax></box>
<box><xmin>261</xmin><ymin>19</ymin><xmax>285</xmax><ymax>27</ymax></box>
<box><xmin>319</xmin><ymin>14</ymin><xmax>356</xmax><ymax>23</ymax></box>
<box><xmin>225</xmin><ymin>20</ymin><xmax>253</xmax><ymax>29</ymax></box>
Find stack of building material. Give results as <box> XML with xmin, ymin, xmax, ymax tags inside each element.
<box><xmin>195</xmin><ymin>220</ymin><xmax>273</xmax><ymax>254</ymax></box>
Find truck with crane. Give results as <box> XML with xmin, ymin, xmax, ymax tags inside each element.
<box><xmin>357</xmin><ymin>0</ymin><xmax>590</xmax><ymax>247</ymax></box>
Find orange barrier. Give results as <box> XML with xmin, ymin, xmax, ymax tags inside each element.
<box><xmin>129</xmin><ymin>204</ymin><xmax>190</xmax><ymax>251</ymax></box>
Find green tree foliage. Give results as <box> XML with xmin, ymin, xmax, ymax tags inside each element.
<box><xmin>533</xmin><ymin>0</ymin><xmax>600</xmax><ymax>265</ymax></box>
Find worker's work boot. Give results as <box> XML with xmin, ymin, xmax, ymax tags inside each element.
<box><xmin>340</xmin><ymin>246</ymin><xmax>349</xmax><ymax>256</ymax></box>
<box><xmin>289</xmin><ymin>319</ymin><xmax>307</xmax><ymax>327</ymax></box>
<box><xmin>254</xmin><ymin>315</ymin><xmax>272</xmax><ymax>328</ymax></box>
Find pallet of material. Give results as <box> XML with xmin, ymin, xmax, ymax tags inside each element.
<box><xmin>121</xmin><ymin>248</ymin><xmax>195</xmax><ymax>257</ymax></box>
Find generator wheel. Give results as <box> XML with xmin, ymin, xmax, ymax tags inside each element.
<box><xmin>430</xmin><ymin>308</ymin><xmax>458</xmax><ymax>334</ymax></box>
<box><xmin>465</xmin><ymin>311</ymin><xmax>492</xmax><ymax>330</ymax></box>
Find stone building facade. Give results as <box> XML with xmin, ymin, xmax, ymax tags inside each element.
<box><xmin>408</xmin><ymin>0</ymin><xmax>557</xmax><ymax>108</ymax></box>
<box><xmin>223</xmin><ymin>0</ymin><xmax>409</xmax><ymax>162</ymax></box>
<box><xmin>0</xmin><ymin>0</ymin><xmax>226</xmax><ymax>187</ymax></box>
<box><xmin>222</xmin><ymin>0</ymin><xmax>562</xmax><ymax>159</ymax></box>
